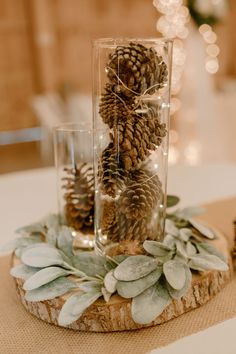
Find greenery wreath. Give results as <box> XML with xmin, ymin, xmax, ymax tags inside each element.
<box><xmin>5</xmin><ymin>196</ymin><xmax>228</xmax><ymax>327</ymax></box>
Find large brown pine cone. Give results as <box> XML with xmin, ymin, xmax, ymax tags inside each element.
<box><xmin>101</xmin><ymin>201</ymin><xmax>157</xmax><ymax>243</ymax></box>
<box><xmin>119</xmin><ymin>168</ymin><xmax>162</xmax><ymax>219</ymax></box>
<box><xmin>98</xmin><ymin>143</ymin><xmax>128</xmax><ymax>197</ymax></box>
<box><xmin>99</xmin><ymin>84</ymin><xmax>135</xmax><ymax>129</ymax></box>
<box><xmin>106</xmin><ymin>42</ymin><xmax>168</xmax><ymax>97</ymax></box>
<box><xmin>63</xmin><ymin>164</ymin><xmax>94</xmax><ymax>231</ymax></box>
<box><xmin>112</xmin><ymin>111</ymin><xmax>166</xmax><ymax>170</ymax></box>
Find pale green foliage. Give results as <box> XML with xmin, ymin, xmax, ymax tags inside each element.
<box><xmin>21</xmin><ymin>245</ymin><xmax>65</xmax><ymax>268</ymax></box>
<box><xmin>189</xmin><ymin>254</ymin><xmax>228</xmax><ymax>271</ymax></box>
<box><xmin>104</xmin><ymin>271</ymin><xmax>117</xmax><ymax>294</ymax></box>
<box><xmin>10</xmin><ymin>264</ymin><xmax>41</xmax><ymax>280</ymax></box>
<box><xmin>116</xmin><ymin>267</ymin><xmax>162</xmax><ymax>298</ymax></box>
<box><xmin>114</xmin><ymin>255</ymin><xmax>158</xmax><ymax>281</ymax></box>
<box><xmin>23</xmin><ymin>267</ymin><xmax>69</xmax><ymax>291</ymax></box>
<box><xmin>58</xmin><ymin>291</ymin><xmax>101</xmax><ymax>327</ymax></box>
<box><xmin>131</xmin><ymin>282</ymin><xmax>171</xmax><ymax>324</ymax></box>
<box><xmin>25</xmin><ymin>277</ymin><xmax>77</xmax><ymax>302</ymax></box>
<box><xmin>10</xmin><ymin>201</ymin><xmax>229</xmax><ymax>327</ymax></box>
<box><xmin>72</xmin><ymin>253</ymin><xmax>107</xmax><ymax>277</ymax></box>
<box><xmin>163</xmin><ymin>260</ymin><xmax>187</xmax><ymax>290</ymax></box>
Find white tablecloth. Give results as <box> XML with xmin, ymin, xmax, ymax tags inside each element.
<box><xmin>0</xmin><ymin>163</ymin><xmax>236</xmax><ymax>353</ymax></box>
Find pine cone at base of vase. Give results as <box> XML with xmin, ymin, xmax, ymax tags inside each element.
<box><xmin>100</xmin><ymin>199</ymin><xmax>117</xmax><ymax>232</ymax></box>
<box><xmin>62</xmin><ymin>164</ymin><xmax>94</xmax><ymax>231</ymax></box>
<box><xmin>119</xmin><ymin>168</ymin><xmax>162</xmax><ymax>219</ymax></box>
<box><xmin>98</xmin><ymin>142</ymin><xmax>128</xmax><ymax>197</ymax></box>
<box><xmin>106</xmin><ymin>42</ymin><xmax>168</xmax><ymax>97</ymax></box>
<box><xmin>101</xmin><ymin>201</ymin><xmax>157</xmax><ymax>244</ymax></box>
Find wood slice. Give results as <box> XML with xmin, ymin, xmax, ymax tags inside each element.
<box><xmin>12</xmin><ymin>227</ymin><xmax>233</xmax><ymax>332</ymax></box>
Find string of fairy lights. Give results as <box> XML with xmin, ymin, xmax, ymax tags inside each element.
<box><xmin>153</xmin><ymin>0</ymin><xmax>223</xmax><ymax>101</ymax></box>
<box><xmin>153</xmin><ymin>0</ymin><xmax>228</xmax><ymax>165</ymax></box>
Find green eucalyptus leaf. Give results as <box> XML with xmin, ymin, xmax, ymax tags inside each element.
<box><xmin>131</xmin><ymin>282</ymin><xmax>171</xmax><ymax>324</ymax></box>
<box><xmin>167</xmin><ymin>266</ymin><xmax>192</xmax><ymax>299</ymax></box>
<box><xmin>46</xmin><ymin>228</ymin><xmax>58</xmax><ymax>246</ymax></box>
<box><xmin>186</xmin><ymin>241</ymin><xmax>197</xmax><ymax>256</ymax></box>
<box><xmin>58</xmin><ymin>291</ymin><xmax>101</xmax><ymax>326</ymax></box>
<box><xmin>189</xmin><ymin>254</ymin><xmax>228</xmax><ymax>272</ymax></box>
<box><xmin>15</xmin><ymin>222</ymin><xmax>45</xmax><ymax>235</ymax></box>
<box><xmin>165</xmin><ymin>219</ymin><xmax>179</xmax><ymax>237</ymax></box>
<box><xmin>104</xmin><ymin>270</ymin><xmax>117</xmax><ymax>293</ymax></box>
<box><xmin>10</xmin><ymin>264</ymin><xmax>41</xmax><ymax>280</ymax></box>
<box><xmin>163</xmin><ymin>234</ymin><xmax>176</xmax><ymax>248</ymax></box>
<box><xmin>21</xmin><ymin>245</ymin><xmax>65</xmax><ymax>268</ymax></box>
<box><xmin>196</xmin><ymin>243</ymin><xmax>227</xmax><ymax>262</ymax></box>
<box><xmin>167</xmin><ymin>195</ymin><xmax>180</xmax><ymax>208</ymax></box>
<box><xmin>114</xmin><ymin>255</ymin><xmax>158</xmax><ymax>281</ymax></box>
<box><xmin>175</xmin><ymin>207</ymin><xmax>205</xmax><ymax>219</ymax></box>
<box><xmin>25</xmin><ymin>277</ymin><xmax>77</xmax><ymax>302</ymax></box>
<box><xmin>101</xmin><ymin>287</ymin><xmax>112</xmax><ymax>302</ymax></box>
<box><xmin>174</xmin><ymin>254</ymin><xmax>187</xmax><ymax>264</ymax></box>
<box><xmin>117</xmin><ymin>267</ymin><xmax>162</xmax><ymax>298</ymax></box>
<box><xmin>143</xmin><ymin>240</ymin><xmax>173</xmax><ymax>257</ymax></box>
<box><xmin>163</xmin><ymin>260</ymin><xmax>187</xmax><ymax>290</ymax></box>
<box><xmin>179</xmin><ymin>228</ymin><xmax>192</xmax><ymax>242</ymax></box>
<box><xmin>79</xmin><ymin>281</ymin><xmax>102</xmax><ymax>293</ymax></box>
<box><xmin>104</xmin><ymin>255</ymin><xmax>130</xmax><ymax>272</ymax></box>
<box><xmin>72</xmin><ymin>253</ymin><xmax>107</xmax><ymax>277</ymax></box>
<box><xmin>188</xmin><ymin>219</ymin><xmax>215</xmax><ymax>239</ymax></box>
<box><xmin>23</xmin><ymin>267</ymin><xmax>69</xmax><ymax>291</ymax></box>
<box><xmin>57</xmin><ymin>226</ymin><xmax>73</xmax><ymax>257</ymax></box>
<box><xmin>176</xmin><ymin>240</ymin><xmax>188</xmax><ymax>259</ymax></box>
<box><xmin>44</xmin><ymin>214</ymin><xmax>60</xmax><ymax>230</ymax></box>
<box><xmin>0</xmin><ymin>236</ymin><xmax>43</xmax><ymax>255</ymax></box>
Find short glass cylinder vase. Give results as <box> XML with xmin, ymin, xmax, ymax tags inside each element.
<box><xmin>54</xmin><ymin>123</ymin><xmax>95</xmax><ymax>250</ymax></box>
<box><xmin>93</xmin><ymin>38</ymin><xmax>173</xmax><ymax>256</ymax></box>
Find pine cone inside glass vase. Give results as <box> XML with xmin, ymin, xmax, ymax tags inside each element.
<box><xmin>101</xmin><ymin>199</ymin><xmax>158</xmax><ymax>246</ymax></box>
<box><xmin>106</xmin><ymin>42</ymin><xmax>168</xmax><ymax>97</ymax></box>
<box><xmin>119</xmin><ymin>168</ymin><xmax>162</xmax><ymax>219</ymax></box>
<box><xmin>62</xmin><ymin>163</ymin><xmax>94</xmax><ymax>231</ymax></box>
<box><xmin>112</xmin><ymin>110</ymin><xmax>166</xmax><ymax>170</ymax></box>
<box><xmin>98</xmin><ymin>142</ymin><xmax>128</xmax><ymax>197</ymax></box>
<box><xmin>99</xmin><ymin>84</ymin><xmax>135</xmax><ymax>129</ymax></box>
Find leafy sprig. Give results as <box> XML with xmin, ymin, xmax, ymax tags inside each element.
<box><xmin>6</xmin><ymin>197</ymin><xmax>229</xmax><ymax>327</ymax></box>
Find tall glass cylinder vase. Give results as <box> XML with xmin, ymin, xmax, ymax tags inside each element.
<box><xmin>93</xmin><ymin>38</ymin><xmax>173</xmax><ymax>256</ymax></box>
<box><xmin>54</xmin><ymin>123</ymin><xmax>95</xmax><ymax>250</ymax></box>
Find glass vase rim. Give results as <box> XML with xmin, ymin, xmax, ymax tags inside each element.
<box><xmin>93</xmin><ymin>37</ymin><xmax>174</xmax><ymax>47</ymax></box>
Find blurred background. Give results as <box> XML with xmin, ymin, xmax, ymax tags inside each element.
<box><xmin>0</xmin><ymin>0</ymin><xmax>236</xmax><ymax>174</ymax></box>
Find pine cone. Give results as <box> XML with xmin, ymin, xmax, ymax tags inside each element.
<box><xmin>119</xmin><ymin>168</ymin><xmax>162</xmax><ymax>219</ymax></box>
<box><xmin>112</xmin><ymin>111</ymin><xmax>166</xmax><ymax>170</ymax></box>
<box><xmin>98</xmin><ymin>143</ymin><xmax>128</xmax><ymax>197</ymax></box>
<box><xmin>63</xmin><ymin>164</ymin><xmax>94</xmax><ymax>231</ymax></box>
<box><xmin>106</xmin><ymin>42</ymin><xmax>168</xmax><ymax>97</ymax></box>
<box><xmin>99</xmin><ymin>84</ymin><xmax>134</xmax><ymax>128</ymax></box>
<box><xmin>100</xmin><ymin>199</ymin><xmax>117</xmax><ymax>231</ymax></box>
<box><xmin>101</xmin><ymin>205</ymin><xmax>157</xmax><ymax>243</ymax></box>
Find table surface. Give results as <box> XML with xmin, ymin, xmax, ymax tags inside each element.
<box><xmin>0</xmin><ymin>163</ymin><xmax>236</xmax><ymax>353</ymax></box>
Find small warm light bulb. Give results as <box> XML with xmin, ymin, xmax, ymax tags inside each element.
<box><xmin>205</xmin><ymin>58</ymin><xmax>219</xmax><ymax>74</ymax></box>
<box><xmin>203</xmin><ymin>30</ymin><xmax>217</xmax><ymax>44</ymax></box>
<box><xmin>199</xmin><ymin>24</ymin><xmax>211</xmax><ymax>35</ymax></box>
<box><xmin>206</xmin><ymin>44</ymin><xmax>220</xmax><ymax>57</ymax></box>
